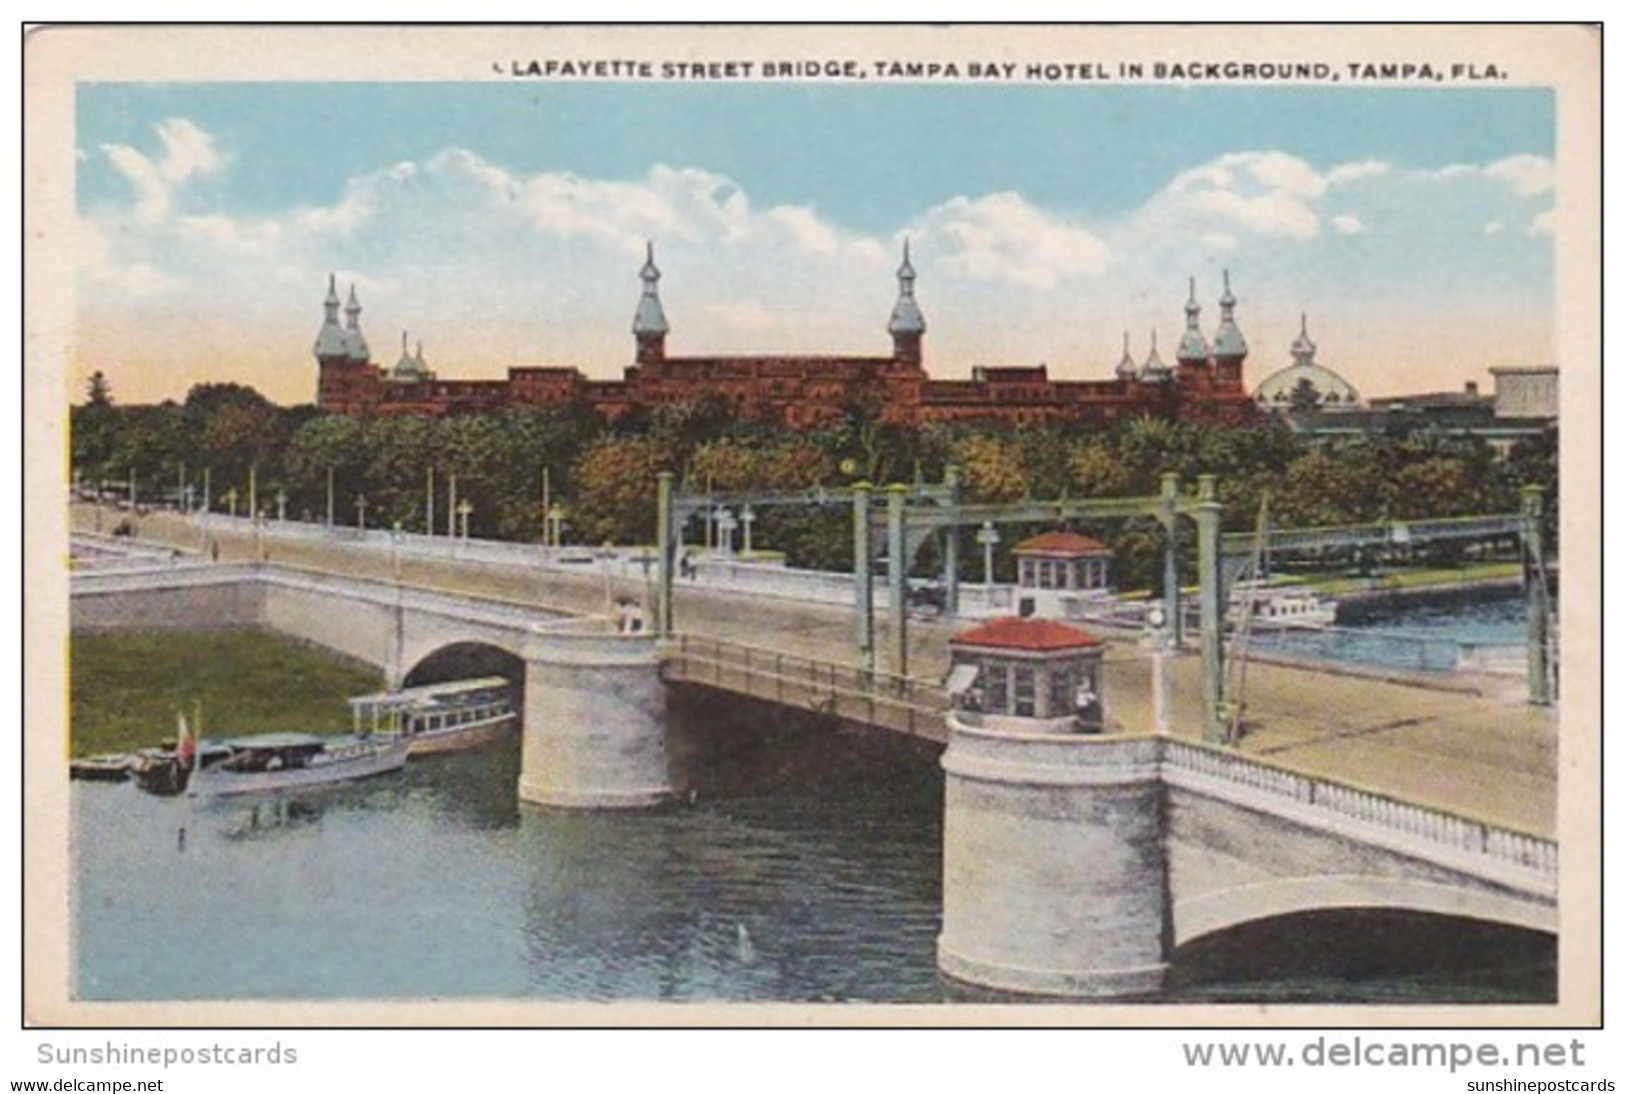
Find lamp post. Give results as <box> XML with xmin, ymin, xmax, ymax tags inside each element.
<box><xmin>355</xmin><ymin>494</ymin><xmax>368</xmax><ymax>533</ymax></box>
<box><xmin>540</xmin><ymin>466</ymin><xmax>551</xmax><ymax>544</ymax></box>
<box><xmin>1146</xmin><ymin>602</ymin><xmax>1171</xmax><ymax>735</ymax></box>
<box><xmin>598</xmin><ymin>542</ymin><xmax>617</xmax><ymax>615</ymax></box>
<box><xmin>976</xmin><ymin>521</ymin><xmax>1000</xmax><ymax>588</ymax></box>
<box><xmin>716</xmin><ymin>507</ymin><xmax>737</xmax><ymax>556</ymax></box>
<box><xmin>740</xmin><ymin>504</ymin><xmax>755</xmax><ymax>557</ymax></box>
<box><xmin>275</xmin><ymin>489</ymin><xmax>287</xmax><ymax>523</ymax></box>
<box><xmin>391</xmin><ymin>520</ymin><xmax>404</xmax><ymax>686</ymax></box>
<box><xmin>225</xmin><ymin>487</ymin><xmax>238</xmax><ymax>520</ymax></box>
<box><xmin>457</xmin><ymin>499</ymin><xmax>472</xmax><ymax>542</ymax></box>
<box><xmin>182</xmin><ymin>484</ymin><xmax>195</xmax><ymax>515</ymax></box>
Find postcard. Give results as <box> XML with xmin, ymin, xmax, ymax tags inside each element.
<box><xmin>22</xmin><ymin>24</ymin><xmax>1601</xmax><ymax>1035</ymax></box>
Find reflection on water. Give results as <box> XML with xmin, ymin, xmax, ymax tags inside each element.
<box><xmin>73</xmin><ymin>689</ymin><xmax>1553</xmax><ymax>1004</ymax></box>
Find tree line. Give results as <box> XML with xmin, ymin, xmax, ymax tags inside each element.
<box><xmin>71</xmin><ymin>373</ymin><xmax>1557</xmax><ymax>589</ymax></box>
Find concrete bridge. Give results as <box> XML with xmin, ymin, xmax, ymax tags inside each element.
<box><xmin>70</xmin><ymin>556</ymin><xmax>1557</xmax><ymax>998</ymax></box>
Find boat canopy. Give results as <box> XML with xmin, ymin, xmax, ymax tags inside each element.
<box><xmin>223</xmin><ymin>732</ymin><xmax>328</xmax><ymax>752</ymax></box>
<box><xmin>348</xmin><ymin>677</ymin><xmax>512</xmax><ymax>714</ymax></box>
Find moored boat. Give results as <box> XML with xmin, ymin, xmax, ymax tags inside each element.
<box><xmin>1229</xmin><ymin>581</ymin><xmax>1338</xmax><ymax>630</ymax></box>
<box><xmin>70</xmin><ymin>754</ymin><xmax>134</xmax><ymax>783</ymax></box>
<box><xmin>348</xmin><ymin>677</ymin><xmax>517</xmax><ymax>756</ymax></box>
<box><xmin>186</xmin><ymin>732</ymin><xmax>409</xmax><ymax>799</ymax></box>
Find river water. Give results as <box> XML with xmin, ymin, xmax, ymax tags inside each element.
<box><xmin>1246</xmin><ymin>588</ymin><xmax>1532</xmax><ymax>673</ymax></box>
<box><xmin>72</xmin><ymin>683</ymin><xmax>1554</xmax><ymax>1006</ymax></box>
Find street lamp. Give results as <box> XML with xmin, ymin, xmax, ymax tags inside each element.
<box><xmin>740</xmin><ymin>503</ymin><xmax>756</xmax><ymax>557</ymax></box>
<box><xmin>225</xmin><ymin>487</ymin><xmax>238</xmax><ymax>520</ymax></box>
<box><xmin>355</xmin><ymin>494</ymin><xmax>368</xmax><ymax>533</ymax></box>
<box><xmin>275</xmin><ymin>489</ymin><xmax>287</xmax><ymax>523</ymax></box>
<box><xmin>976</xmin><ymin>521</ymin><xmax>1000</xmax><ymax>588</ymax></box>
<box><xmin>457</xmin><ymin>499</ymin><xmax>472</xmax><ymax>542</ymax></box>
<box><xmin>1145</xmin><ymin>601</ymin><xmax>1172</xmax><ymax>735</ymax></box>
<box><xmin>597</xmin><ymin>542</ymin><xmax>617</xmax><ymax>615</ymax></box>
<box><xmin>716</xmin><ymin>507</ymin><xmax>737</xmax><ymax>556</ymax></box>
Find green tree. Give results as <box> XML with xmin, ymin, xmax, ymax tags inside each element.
<box><xmin>569</xmin><ymin>436</ymin><xmax>676</xmax><ymax>545</ymax></box>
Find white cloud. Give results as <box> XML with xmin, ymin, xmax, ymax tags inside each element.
<box><xmin>1152</xmin><ymin>151</ymin><xmax>1333</xmax><ymax>242</ymax></box>
<box><xmin>1528</xmin><ymin>209</ymin><xmax>1556</xmax><ymax>237</ymax></box>
<box><xmin>1327</xmin><ymin>161</ymin><xmax>1390</xmax><ymax>187</ymax></box>
<box><xmin>1485</xmin><ymin>154</ymin><xmax>1555</xmax><ymax>196</ymax></box>
<box><xmin>912</xmin><ymin>191</ymin><xmax>1113</xmax><ymax>289</ymax></box>
<box><xmin>1484</xmin><ymin>221</ymin><xmax>1505</xmax><ymax>236</ymax></box>
<box><xmin>1330</xmin><ymin>215</ymin><xmax>1363</xmax><ymax>236</ymax></box>
<box><xmin>154</xmin><ymin>118</ymin><xmax>224</xmax><ymax>184</ymax></box>
<box><xmin>100</xmin><ymin>142</ymin><xmax>170</xmax><ymax>222</ymax></box>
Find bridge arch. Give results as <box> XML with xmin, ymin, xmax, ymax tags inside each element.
<box><xmin>403</xmin><ymin>641</ymin><xmax>526</xmax><ymax>690</ymax></box>
<box><xmin>1173</xmin><ymin>874</ymin><xmax>1558</xmax><ymax>949</ymax></box>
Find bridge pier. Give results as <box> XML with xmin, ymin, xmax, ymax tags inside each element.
<box><xmin>939</xmin><ymin>723</ymin><xmax>1169</xmax><ymax>998</ymax></box>
<box><xmin>517</xmin><ymin>622</ymin><xmax>673</xmax><ymax>809</ymax></box>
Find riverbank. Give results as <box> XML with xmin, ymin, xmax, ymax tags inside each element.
<box><xmin>69</xmin><ymin>628</ymin><xmax>383</xmax><ymax>757</ymax></box>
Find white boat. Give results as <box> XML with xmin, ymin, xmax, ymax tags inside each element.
<box><xmin>1229</xmin><ymin>581</ymin><xmax>1338</xmax><ymax>630</ymax></box>
<box><xmin>347</xmin><ymin>677</ymin><xmax>518</xmax><ymax>756</ymax></box>
<box><xmin>186</xmin><ymin>732</ymin><xmax>409</xmax><ymax>799</ymax></box>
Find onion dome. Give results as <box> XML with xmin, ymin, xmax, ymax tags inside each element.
<box><xmin>887</xmin><ymin>239</ymin><xmax>927</xmax><ymax>336</ymax></box>
<box><xmin>632</xmin><ymin>241</ymin><xmax>670</xmax><ymax>337</ymax></box>
<box><xmin>1211</xmin><ymin>269</ymin><xmax>1248</xmax><ymax>359</ymax></box>
<box><xmin>312</xmin><ymin>273</ymin><xmax>350</xmax><ymax>361</ymax></box>
<box><xmin>1290</xmin><ymin>312</ymin><xmax>1317</xmax><ymax>364</ymax></box>
<box><xmin>1115</xmin><ymin>331</ymin><xmax>1137</xmax><ymax>381</ymax></box>
<box><xmin>343</xmin><ymin>283</ymin><xmax>370</xmax><ymax>364</ymax></box>
<box><xmin>391</xmin><ymin>330</ymin><xmax>424</xmax><ymax>381</ymax></box>
<box><xmin>1252</xmin><ymin>314</ymin><xmax>1362</xmax><ymax>409</ymax></box>
<box><xmin>1140</xmin><ymin>329</ymin><xmax>1172</xmax><ymax>381</ymax></box>
<box><xmin>1175</xmin><ymin>277</ymin><xmax>1211</xmax><ymax>363</ymax></box>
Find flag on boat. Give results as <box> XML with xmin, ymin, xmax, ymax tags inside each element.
<box><xmin>175</xmin><ymin>712</ymin><xmax>195</xmax><ymax>769</ymax></box>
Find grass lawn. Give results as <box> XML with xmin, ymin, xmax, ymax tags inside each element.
<box><xmin>1308</xmin><ymin>562</ymin><xmax>1523</xmax><ymax>597</ymax></box>
<box><xmin>68</xmin><ymin>628</ymin><xmax>384</xmax><ymax>758</ymax></box>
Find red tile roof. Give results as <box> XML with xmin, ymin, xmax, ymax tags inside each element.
<box><xmin>950</xmin><ymin>617</ymin><xmax>1103</xmax><ymax>652</ymax></box>
<box><xmin>1013</xmin><ymin>532</ymin><xmax>1110</xmax><ymax>556</ymax></box>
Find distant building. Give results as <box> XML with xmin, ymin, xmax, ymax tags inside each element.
<box><xmin>1287</xmin><ymin>368</ymin><xmax>1557</xmax><ymax>455</ymax></box>
<box><xmin>1012</xmin><ymin>532</ymin><xmax>1113</xmax><ymax>620</ymax></box>
<box><xmin>1252</xmin><ymin>314</ymin><xmax>1362</xmax><ymax>412</ymax></box>
<box><xmin>313</xmin><ymin>249</ymin><xmax>1260</xmax><ymax>428</ymax></box>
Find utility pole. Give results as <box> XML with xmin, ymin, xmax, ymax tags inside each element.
<box><xmin>853</xmin><ymin>482</ymin><xmax>874</xmax><ymax>680</ymax></box>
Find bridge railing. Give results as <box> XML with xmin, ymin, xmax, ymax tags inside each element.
<box><xmin>1163</xmin><ymin>739</ymin><xmax>1557</xmax><ymax>884</ymax></box>
<box><xmin>663</xmin><ymin>633</ymin><xmax>949</xmax><ymax>741</ymax></box>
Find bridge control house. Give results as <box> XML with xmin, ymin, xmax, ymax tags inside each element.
<box><xmin>946</xmin><ymin>617</ymin><xmax>1107</xmax><ymax>733</ymax></box>
<box><xmin>1011</xmin><ymin>531</ymin><xmax>1113</xmax><ymax>620</ymax></box>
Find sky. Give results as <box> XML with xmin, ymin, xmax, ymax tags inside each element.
<box><xmin>72</xmin><ymin>81</ymin><xmax>1557</xmax><ymax>406</ymax></box>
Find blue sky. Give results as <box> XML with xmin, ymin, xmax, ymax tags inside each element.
<box><xmin>74</xmin><ymin>81</ymin><xmax>1557</xmax><ymax>405</ymax></box>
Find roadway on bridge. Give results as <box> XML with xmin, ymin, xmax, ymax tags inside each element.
<box><xmin>78</xmin><ymin>505</ymin><xmax>1558</xmax><ymax>838</ymax></box>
